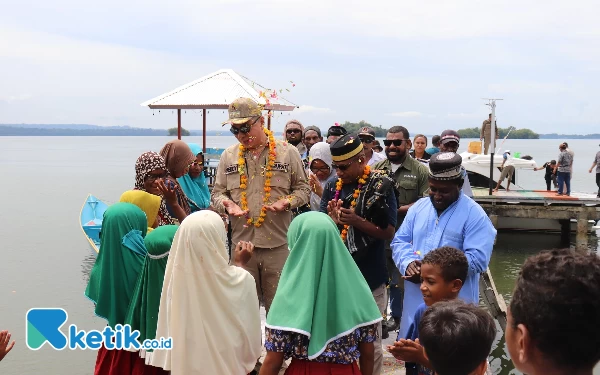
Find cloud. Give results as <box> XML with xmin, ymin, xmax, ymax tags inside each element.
<box><xmin>0</xmin><ymin>94</ymin><xmax>32</xmax><ymax>103</ymax></box>
<box><xmin>447</xmin><ymin>113</ymin><xmax>481</xmax><ymax>119</ymax></box>
<box><xmin>387</xmin><ymin>111</ymin><xmax>422</xmax><ymax>117</ymax></box>
<box><xmin>295</xmin><ymin>105</ymin><xmax>334</xmax><ymax>114</ymax></box>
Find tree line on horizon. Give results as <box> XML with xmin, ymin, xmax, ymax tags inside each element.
<box><xmin>2</xmin><ymin>123</ymin><xmax>600</xmax><ymax>139</ymax></box>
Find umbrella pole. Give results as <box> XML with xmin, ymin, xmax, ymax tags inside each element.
<box><xmin>203</xmin><ymin>108</ymin><xmax>207</xmax><ymax>153</ymax></box>
<box><xmin>177</xmin><ymin>109</ymin><xmax>182</xmax><ymax>140</ymax></box>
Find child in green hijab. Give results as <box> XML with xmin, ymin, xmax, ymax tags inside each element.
<box><xmin>84</xmin><ymin>202</ymin><xmax>154</xmax><ymax>375</ymax></box>
<box><xmin>261</xmin><ymin>212</ymin><xmax>382</xmax><ymax>375</ymax></box>
<box><xmin>125</xmin><ymin>225</ymin><xmax>178</xmax><ymax>347</ymax></box>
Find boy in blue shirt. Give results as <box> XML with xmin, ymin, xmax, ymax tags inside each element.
<box><xmin>387</xmin><ymin>246</ymin><xmax>468</xmax><ymax>375</ymax></box>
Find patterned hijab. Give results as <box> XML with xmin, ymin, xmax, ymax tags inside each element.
<box><xmin>135</xmin><ymin>151</ymin><xmax>167</xmax><ymax>190</ymax></box>
<box><xmin>134</xmin><ymin>151</ymin><xmax>177</xmax><ymax>225</ymax></box>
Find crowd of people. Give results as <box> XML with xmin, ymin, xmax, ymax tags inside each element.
<box><xmin>2</xmin><ymin>97</ymin><xmax>599</xmax><ymax>375</ymax></box>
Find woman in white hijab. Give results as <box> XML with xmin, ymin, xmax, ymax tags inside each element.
<box><xmin>308</xmin><ymin>142</ymin><xmax>337</xmax><ymax>211</ymax></box>
<box><xmin>150</xmin><ymin>210</ymin><xmax>261</xmax><ymax>375</ymax></box>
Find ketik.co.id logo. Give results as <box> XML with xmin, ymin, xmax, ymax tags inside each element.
<box><xmin>26</xmin><ymin>308</ymin><xmax>167</xmax><ymax>350</ymax></box>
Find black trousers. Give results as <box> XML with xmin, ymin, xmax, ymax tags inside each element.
<box><xmin>596</xmin><ymin>173</ymin><xmax>600</xmax><ymax>196</ymax></box>
<box><xmin>545</xmin><ymin>175</ymin><xmax>557</xmax><ymax>191</ymax></box>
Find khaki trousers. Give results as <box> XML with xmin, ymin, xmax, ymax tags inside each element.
<box><xmin>372</xmin><ymin>284</ymin><xmax>387</xmax><ymax>375</ymax></box>
<box><xmin>242</xmin><ymin>243</ymin><xmax>289</xmax><ymax>314</ymax></box>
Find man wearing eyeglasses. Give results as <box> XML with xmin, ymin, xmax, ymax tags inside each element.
<box><xmin>212</xmin><ymin>98</ymin><xmax>310</xmax><ymax>319</ymax></box>
<box><xmin>358</xmin><ymin>127</ymin><xmax>386</xmax><ymax>167</ymax></box>
<box><xmin>372</xmin><ymin>126</ymin><xmax>430</xmax><ymax>339</ymax></box>
<box><xmin>319</xmin><ymin>133</ymin><xmax>398</xmax><ymax>375</ymax></box>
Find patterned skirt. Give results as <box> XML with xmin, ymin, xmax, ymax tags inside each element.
<box><xmin>284</xmin><ymin>358</ymin><xmax>361</xmax><ymax>375</ymax></box>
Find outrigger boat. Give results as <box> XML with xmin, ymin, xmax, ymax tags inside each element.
<box><xmin>80</xmin><ymin>194</ymin><xmax>108</xmax><ymax>254</ymax></box>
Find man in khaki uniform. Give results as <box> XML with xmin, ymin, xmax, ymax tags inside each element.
<box><xmin>373</xmin><ymin>126</ymin><xmax>429</xmax><ymax>338</ymax></box>
<box><xmin>212</xmin><ymin>98</ymin><xmax>310</xmax><ymax>314</ymax></box>
<box><xmin>480</xmin><ymin>113</ymin><xmax>499</xmax><ymax>155</ymax></box>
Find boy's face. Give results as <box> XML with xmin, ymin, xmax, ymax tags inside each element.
<box><xmin>419</xmin><ymin>263</ymin><xmax>462</xmax><ymax>306</ymax></box>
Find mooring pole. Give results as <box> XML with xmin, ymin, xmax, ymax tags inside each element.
<box><xmin>177</xmin><ymin>109</ymin><xmax>182</xmax><ymax>140</ymax></box>
<box><xmin>202</xmin><ymin>108</ymin><xmax>207</xmax><ymax>153</ymax></box>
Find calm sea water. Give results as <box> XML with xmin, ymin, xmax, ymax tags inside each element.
<box><xmin>0</xmin><ymin>136</ymin><xmax>598</xmax><ymax>375</ymax></box>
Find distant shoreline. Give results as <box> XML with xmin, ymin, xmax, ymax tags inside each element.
<box><xmin>1</xmin><ymin>124</ymin><xmax>599</xmax><ymax>139</ymax></box>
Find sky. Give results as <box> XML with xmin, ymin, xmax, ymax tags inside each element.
<box><xmin>1</xmin><ymin>0</ymin><xmax>599</xmax><ymax>135</ymax></box>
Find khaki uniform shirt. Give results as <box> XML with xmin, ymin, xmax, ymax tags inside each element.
<box><xmin>373</xmin><ymin>156</ymin><xmax>430</xmax><ymax>228</ymax></box>
<box><xmin>480</xmin><ymin>119</ymin><xmax>499</xmax><ymax>140</ymax></box>
<box><xmin>212</xmin><ymin>140</ymin><xmax>310</xmax><ymax>248</ymax></box>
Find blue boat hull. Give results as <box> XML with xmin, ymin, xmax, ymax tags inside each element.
<box><xmin>80</xmin><ymin>194</ymin><xmax>108</xmax><ymax>253</ymax></box>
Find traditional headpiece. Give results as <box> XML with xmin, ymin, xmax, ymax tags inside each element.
<box><xmin>428</xmin><ymin>152</ymin><xmax>464</xmax><ymax>180</ymax></box>
<box><xmin>440</xmin><ymin>129</ymin><xmax>461</xmax><ymax>145</ymax></box>
<box><xmin>330</xmin><ymin>133</ymin><xmax>364</xmax><ymax>162</ymax></box>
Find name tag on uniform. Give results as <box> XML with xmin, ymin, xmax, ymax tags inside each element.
<box><xmin>404</xmin><ymin>174</ymin><xmax>417</xmax><ymax>179</ymax></box>
<box><xmin>272</xmin><ymin>162</ymin><xmax>289</xmax><ymax>172</ymax></box>
<box><xmin>225</xmin><ymin>164</ymin><xmax>239</xmax><ymax>174</ymax></box>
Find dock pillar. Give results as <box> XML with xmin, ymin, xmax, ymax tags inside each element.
<box><xmin>489</xmin><ymin>214</ymin><xmax>498</xmax><ymax>245</ymax></box>
<box><xmin>559</xmin><ymin>219</ymin><xmax>570</xmax><ymax>246</ymax></box>
<box><xmin>576</xmin><ymin>212</ymin><xmax>588</xmax><ymax>251</ymax></box>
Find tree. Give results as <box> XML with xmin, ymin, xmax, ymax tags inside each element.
<box><xmin>340</xmin><ymin>121</ymin><xmax>388</xmax><ymax>137</ymax></box>
<box><xmin>457</xmin><ymin>126</ymin><xmax>539</xmax><ymax>139</ymax></box>
<box><xmin>167</xmin><ymin>127</ymin><xmax>190</xmax><ymax>136</ymax></box>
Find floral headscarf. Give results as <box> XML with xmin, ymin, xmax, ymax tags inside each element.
<box><xmin>135</xmin><ymin>152</ymin><xmax>167</xmax><ymax>190</ymax></box>
<box><xmin>134</xmin><ymin>151</ymin><xmax>177</xmax><ymax>225</ymax></box>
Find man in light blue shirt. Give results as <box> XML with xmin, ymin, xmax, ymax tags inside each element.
<box><xmin>391</xmin><ymin>152</ymin><xmax>497</xmax><ymax>338</ymax></box>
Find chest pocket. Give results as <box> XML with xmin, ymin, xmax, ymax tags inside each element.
<box><xmin>396</xmin><ymin>178</ymin><xmax>418</xmax><ymax>205</ymax></box>
<box><xmin>270</xmin><ymin>170</ymin><xmax>291</xmax><ymax>189</ymax></box>
<box><xmin>225</xmin><ymin>172</ymin><xmax>241</xmax><ymax>190</ymax></box>
<box><xmin>398</xmin><ymin>178</ymin><xmax>417</xmax><ymax>190</ymax></box>
<box><xmin>443</xmin><ymin>229</ymin><xmax>464</xmax><ymax>248</ymax></box>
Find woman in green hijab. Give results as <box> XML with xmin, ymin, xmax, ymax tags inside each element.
<box><xmin>84</xmin><ymin>202</ymin><xmax>150</xmax><ymax>375</ymax></box>
<box><xmin>261</xmin><ymin>212</ymin><xmax>382</xmax><ymax>375</ymax></box>
<box><xmin>125</xmin><ymin>225</ymin><xmax>178</xmax><ymax>362</ymax></box>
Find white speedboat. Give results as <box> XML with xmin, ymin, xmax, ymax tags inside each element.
<box><xmin>460</xmin><ymin>151</ymin><xmax>536</xmax><ymax>191</ymax></box>
<box><xmin>460</xmin><ymin>151</ymin><xmax>599</xmax><ymax>233</ymax></box>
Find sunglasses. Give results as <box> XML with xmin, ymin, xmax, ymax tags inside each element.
<box><xmin>230</xmin><ymin>117</ymin><xmax>259</xmax><ymax>135</ymax></box>
<box><xmin>286</xmin><ymin>129</ymin><xmax>301</xmax><ymax>134</ymax></box>
<box><xmin>359</xmin><ymin>137</ymin><xmax>374</xmax><ymax>144</ymax></box>
<box><xmin>190</xmin><ymin>161</ymin><xmax>204</xmax><ymax>167</ymax></box>
<box><xmin>145</xmin><ymin>172</ymin><xmax>167</xmax><ymax>182</ymax></box>
<box><xmin>383</xmin><ymin>139</ymin><xmax>408</xmax><ymax>147</ymax></box>
<box><xmin>331</xmin><ymin>161</ymin><xmax>355</xmax><ymax>171</ymax></box>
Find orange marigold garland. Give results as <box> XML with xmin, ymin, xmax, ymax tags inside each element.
<box><xmin>238</xmin><ymin>128</ymin><xmax>277</xmax><ymax>228</ymax></box>
<box><xmin>334</xmin><ymin>165</ymin><xmax>370</xmax><ymax>241</ymax></box>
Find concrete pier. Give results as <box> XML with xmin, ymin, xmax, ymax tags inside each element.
<box><xmin>471</xmin><ymin>189</ymin><xmax>600</xmax><ymax>250</ymax></box>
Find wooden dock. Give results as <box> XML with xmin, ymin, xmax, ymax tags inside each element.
<box><xmin>471</xmin><ymin>188</ymin><xmax>600</xmax><ymax>249</ymax></box>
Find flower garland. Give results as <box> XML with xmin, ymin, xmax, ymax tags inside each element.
<box><xmin>238</xmin><ymin>128</ymin><xmax>277</xmax><ymax>228</ymax></box>
<box><xmin>333</xmin><ymin>165</ymin><xmax>370</xmax><ymax>241</ymax></box>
